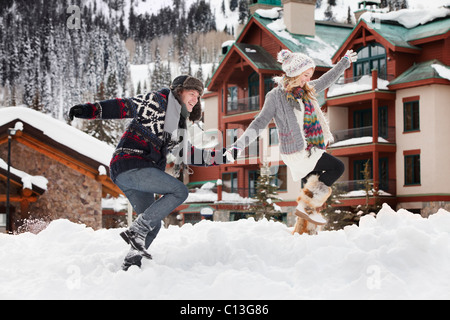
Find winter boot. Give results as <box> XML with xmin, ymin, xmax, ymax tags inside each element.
<box><xmin>120</xmin><ymin>216</ymin><xmax>153</xmax><ymax>260</ymax></box>
<box><xmin>121</xmin><ymin>248</ymin><xmax>144</xmax><ymax>271</ymax></box>
<box><xmin>295</xmin><ymin>197</ymin><xmax>327</xmax><ymax>226</ymax></box>
<box><xmin>294</xmin><ymin>175</ymin><xmax>332</xmax><ymax>226</ymax></box>
<box><xmin>302</xmin><ymin>175</ymin><xmax>332</xmax><ymax>208</ymax></box>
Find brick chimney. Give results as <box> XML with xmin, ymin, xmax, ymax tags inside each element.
<box><xmin>282</xmin><ymin>0</ymin><xmax>317</xmax><ymax>36</ymax></box>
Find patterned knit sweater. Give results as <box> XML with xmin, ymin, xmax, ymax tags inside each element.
<box><xmin>76</xmin><ymin>88</ymin><xmax>225</xmax><ymax>181</ymax></box>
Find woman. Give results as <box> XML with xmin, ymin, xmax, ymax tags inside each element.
<box><xmin>227</xmin><ymin>49</ymin><xmax>357</xmax><ymax>226</ymax></box>
<box><xmin>70</xmin><ymin>75</ymin><xmax>229</xmax><ymax>270</ymax></box>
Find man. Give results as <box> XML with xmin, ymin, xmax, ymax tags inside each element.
<box><xmin>70</xmin><ymin>75</ymin><xmax>229</xmax><ymax>270</ymax></box>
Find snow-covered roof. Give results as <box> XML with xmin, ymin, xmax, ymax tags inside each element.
<box><xmin>0</xmin><ymin>106</ymin><xmax>114</xmax><ymax>167</ymax></box>
<box><xmin>389</xmin><ymin>60</ymin><xmax>450</xmax><ymax>87</ymax></box>
<box><xmin>360</xmin><ymin>7</ymin><xmax>450</xmax><ymax>29</ymax></box>
<box><xmin>253</xmin><ymin>9</ymin><xmax>353</xmax><ymax>67</ymax></box>
<box><xmin>0</xmin><ymin>158</ymin><xmax>48</xmax><ymax>191</ymax></box>
<box><xmin>432</xmin><ymin>64</ymin><xmax>450</xmax><ymax>81</ymax></box>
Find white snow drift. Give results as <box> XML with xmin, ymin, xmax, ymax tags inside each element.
<box><xmin>1</xmin><ymin>203</ymin><xmax>449</xmax><ymax>300</ymax></box>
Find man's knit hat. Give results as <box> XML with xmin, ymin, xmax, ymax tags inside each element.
<box><xmin>170</xmin><ymin>75</ymin><xmax>204</xmax><ymax>96</ymax></box>
<box><xmin>277</xmin><ymin>49</ymin><xmax>316</xmax><ymax>78</ymax></box>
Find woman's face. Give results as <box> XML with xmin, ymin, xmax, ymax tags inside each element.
<box><xmin>294</xmin><ymin>68</ymin><xmax>315</xmax><ymax>88</ymax></box>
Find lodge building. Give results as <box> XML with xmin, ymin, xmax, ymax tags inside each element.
<box><xmin>182</xmin><ymin>0</ymin><xmax>450</xmax><ymax>225</ymax></box>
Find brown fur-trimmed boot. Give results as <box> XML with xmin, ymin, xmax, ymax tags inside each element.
<box><xmin>294</xmin><ymin>175</ymin><xmax>332</xmax><ymax>226</ymax></box>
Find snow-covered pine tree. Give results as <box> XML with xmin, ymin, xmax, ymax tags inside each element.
<box><xmin>251</xmin><ymin>162</ymin><xmax>283</xmax><ymax>221</ymax></box>
<box><xmin>83</xmin><ymin>82</ymin><xmax>118</xmax><ymax>146</ymax></box>
<box><xmin>238</xmin><ymin>0</ymin><xmax>250</xmax><ymax>25</ymax></box>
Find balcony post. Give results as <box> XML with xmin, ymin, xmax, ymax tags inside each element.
<box><xmin>372</xmin><ymin>99</ymin><xmax>378</xmax><ymax>144</ymax></box>
<box><xmin>222</xmin><ymin>82</ymin><xmax>228</xmax><ymax>115</ymax></box>
<box><xmin>372</xmin><ymin>150</ymin><xmax>379</xmax><ymax>193</ymax></box>
<box><xmin>259</xmin><ymin>72</ymin><xmax>264</xmax><ymax>110</ymax></box>
<box><xmin>372</xmin><ymin>69</ymin><xmax>378</xmax><ymax>90</ymax></box>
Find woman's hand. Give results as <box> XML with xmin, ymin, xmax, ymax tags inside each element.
<box><xmin>224</xmin><ymin>147</ymin><xmax>242</xmax><ymax>163</ymax></box>
<box><xmin>344</xmin><ymin>50</ymin><xmax>358</xmax><ymax>63</ymax></box>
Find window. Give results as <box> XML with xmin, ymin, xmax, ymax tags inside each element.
<box><xmin>378</xmin><ymin>106</ymin><xmax>388</xmax><ymax>139</ymax></box>
<box><xmin>353</xmin><ymin>158</ymin><xmax>389</xmax><ymax>191</ymax></box>
<box><xmin>354</xmin><ymin>159</ymin><xmax>372</xmax><ymax>181</ymax></box>
<box><xmin>264</xmin><ymin>76</ymin><xmax>275</xmax><ymax>96</ymax></box>
<box><xmin>404</xmin><ymin>100</ymin><xmax>420</xmax><ymax>132</ymax></box>
<box><xmin>248</xmin><ymin>170</ymin><xmax>260</xmax><ymax>198</ymax></box>
<box><xmin>226</xmin><ymin>128</ymin><xmax>239</xmax><ymax>148</ymax></box>
<box><xmin>353</xmin><ymin>109</ymin><xmax>372</xmax><ymax>128</ymax></box>
<box><xmin>230</xmin><ymin>212</ymin><xmax>255</xmax><ymax>221</ymax></box>
<box><xmin>227</xmin><ymin>86</ymin><xmax>238</xmax><ymax>112</ymax></box>
<box><xmin>405</xmin><ymin>154</ymin><xmax>420</xmax><ymax>186</ymax></box>
<box><xmin>271</xmin><ymin>165</ymin><xmax>288</xmax><ymax>191</ymax></box>
<box><xmin>222</xmin><ymin>172</ymin><xmax>238</xmax><ymax>193</ymax></box>
<box><xmin>248</xmin><ymin>72</ymin><xmax>260</xmax><ymax>111</ymax></box>
<box><xmin>0</xmin><ymin>214</ymin><xmax>6</xmax><ymax>228</ymax></box>
<box><xmin>354</xmin><ymin>43</ymin><xmax>387</xmax><ymax>79</ymax></box>
<box><xmin>269</xmin><ymin>127</ymin><xmax>279</xmax><ymax>146</ymax></box>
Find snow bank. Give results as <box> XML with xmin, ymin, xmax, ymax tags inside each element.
<box><xmin>1</xmin><ymin>204</ymin><xmax>449</xmax><ymax>300</ymax></box>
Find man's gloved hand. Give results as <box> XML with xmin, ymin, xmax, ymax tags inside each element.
<box><xmin>69</xmin><ymin>105</ymin><xmax>84</xmax><ymax>121</ymax></box>
<box><xmin>344</xmin><ymin>49</ymin><xmax>358</xmax><ymax>63</ymax></box>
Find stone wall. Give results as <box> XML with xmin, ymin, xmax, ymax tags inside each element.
<box><xmin>0</xmin><ymin>141</ymin><xmax>103</xmax><ymax>230</ymax></box>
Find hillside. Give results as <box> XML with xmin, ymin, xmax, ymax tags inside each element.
<box><xmin>1</xmin><ymin>0</ymin><xmax>448</xmax><ymax>142</ymax></box>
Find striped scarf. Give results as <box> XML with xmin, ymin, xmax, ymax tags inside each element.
<box><xmin>287</xmin><ymin>87</ymin><xmax>325</xmax><ymax>151</ymax></box>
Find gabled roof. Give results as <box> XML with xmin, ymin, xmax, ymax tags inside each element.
<box><xmin>208</xmin><ymin>11</ymin><xmax>353</xmax><ymax>91</ymax></box>
<box><xmin>234</xmin><ymin>43</ymin><xmax>282</xmax><ymax>72</ymax></box>
<box><xmin>251</xmin><ymin>13</ymin><xmax>353</xmax><ymax>68</ymax></box>
<box><xmin>389</xmin><ymin>59</ymin><xmax>450</xmax><ymax>89</ymax></box>
<box><xmin>333</xmin><ymin>8</ymin><xmax>450</xmax><ymax>62</ymax></box>
<box><xmin>0</xmin><ymin>107</ymin><xmax>121</xmax><ymax>197</ymax></box>
<box><xmin>0</xmin><ymin>107</ymin><xmax>114</xmax><ymax>167</ymax></box>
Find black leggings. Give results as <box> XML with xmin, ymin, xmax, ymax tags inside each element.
<box><xmin>302</xmin><ymin>153</ymin><xmax>344</xmax><ymax>187</ymax></box>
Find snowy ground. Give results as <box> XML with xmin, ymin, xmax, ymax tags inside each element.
<box><xmin>1</xmin><ymin>203</ymin><xmax>450</xmax><ymax>300</ymax></box>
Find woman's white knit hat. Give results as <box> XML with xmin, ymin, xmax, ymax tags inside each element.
<box><xmin>277</xmin><ymin>49</ymin><xmax>316</xmax><ymax>77</ymax></box>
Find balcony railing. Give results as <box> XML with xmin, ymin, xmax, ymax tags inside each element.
<box><xmin>330</xmin><ymin>126</ymin><xmax>396</xmax><ymax>147</ymax></box>
<box><xmin>333</xmin><ymin>179</ymin><xmax>396</xmax><ymax>197</ymax></box>
<box><xmin>222</xmin><ymin>187</ymin><xmax>255</xmax><ymax>199</ymax></box>
<box><xmin>227</xmin><ymin>96</ymin><xmax>260</xmax><ymax>115</ymax></box>
<box><xmin>328</xmin><ymin>71</ymin><xmax>395</xmax><ymax>98</ymax></box>
<box><xmin>335</xmin><ymin>73</ymin><xmax>395</xmax><ymax>85</ymax></box>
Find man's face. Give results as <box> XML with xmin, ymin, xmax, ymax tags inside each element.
<box><xmin>180</xmin><ymin>89</ymin><xmax>200</xmax><ymax>112</ymax></box>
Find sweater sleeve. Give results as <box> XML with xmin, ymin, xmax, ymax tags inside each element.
<box><xmin>309</xmin><ymin>57</ymin><xmax>351</xmax><ymax>93</ymax></box>
<box><xmin>77</xmin><ymin>98</ymin><xmax>136</xmax><ymax>120</ymax></box>
<box><xmin>233</xmin><ymin>89</ymin><xmax>277</xmax><ymax>150</ymax></box>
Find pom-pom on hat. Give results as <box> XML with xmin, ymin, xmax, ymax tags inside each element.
<box><xmin>277</xmin><ymin>49</ymin><xmax>316</xmax><ymax>78</ymax></box>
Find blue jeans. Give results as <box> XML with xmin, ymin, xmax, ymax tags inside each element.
<box><xmin>115</xmin><ymin>167</ymin><xmax>189</xmax><ymax>249</ymax></box>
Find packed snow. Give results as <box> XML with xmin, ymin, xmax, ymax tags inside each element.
<box><xmin>328</xmin><ymin>75</ymin><xmax>389</xmax><ymax>97</ymax></box>
<box><xmin>1</xmin><ymin>204</ymin><xmax>449</xmax><ymax>300</ymax></box>
<box><xmin>0</xmin><ymin>159</ymin><xmax>48</xmax><ymax>191</ymax></box>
